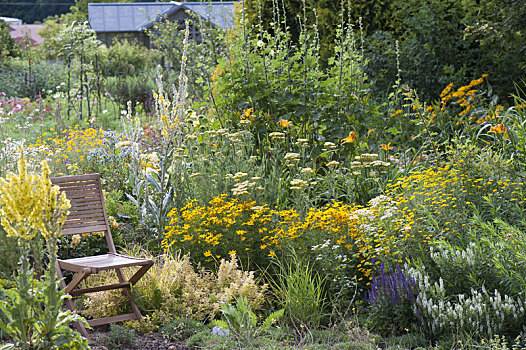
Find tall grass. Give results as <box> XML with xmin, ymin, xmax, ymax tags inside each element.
<box><xmin>268</xmin><ymin>249</ymin><xmax>326</xmax><ymax>341</ymax></box>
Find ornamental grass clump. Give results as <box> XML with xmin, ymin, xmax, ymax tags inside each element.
<box><xmin>0</xmin><ymin>155</ymin><xmax>88</xmax><ymax>349</ymax></box>
<box><xmin>268</xmin><ymin>249</ymin><xmax>326</xmax><ymax>341</ymax></box>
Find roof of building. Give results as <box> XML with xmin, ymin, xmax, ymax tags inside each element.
<box><xmin>88</xmin><ymin>2</ymin><xmax>237</xmax><ymax>33</ymax></box>
<box><xmin>8</xmin><ymin>24</ymin><xmax>45</xmax><ymax>46</ymax></box>
<box><xmin>0</xmin><ymin>16</ymin><xmax>23</xmax><ymax>25</ymax></box>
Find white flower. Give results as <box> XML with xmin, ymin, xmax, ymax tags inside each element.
<box><xmin>257</xmin><ymin>40</ymin><xmax>264</xmax><ymax>48</ymax></box>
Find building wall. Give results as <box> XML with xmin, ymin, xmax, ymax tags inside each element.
<box><xmin>96</xmin><ymin>8</ymin><xmax>203</xmax><ymax>48</ymax></box>
<box><xmin>166</xmin><ymin>9</ymin><xmax>202</xmax><ymax>42</ymax></box>
<box><xmin>97</xmin><ymin>31</ymin><xmax>150</xmax><ymax>48</ymax></box>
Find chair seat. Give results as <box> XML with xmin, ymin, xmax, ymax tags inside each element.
<box><xmin>58</xmin><ymin>253</ymin><xmax>153</xmax><ymax>274</ymax></box>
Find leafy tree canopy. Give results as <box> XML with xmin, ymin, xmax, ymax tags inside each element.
<box><xmin>0</xmin><ymin>19</ymin><xmax>19</xmax><ymax>58</ymax></box>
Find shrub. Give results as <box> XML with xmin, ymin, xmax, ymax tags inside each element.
<box><xmin>385</xmin><ymin>148</ymin><xmax>526</xmax><ymax>254</ymax></box>
<box><xmin>82</xmin><ymin>252</ymin><xmax>268</xmax><ymax>330</ymax></box>
<box><xmin>0</xmin><ymin>20</ymin><xmax>18</xmax><ymax>59</ymax></box>
<box><xmin>104</xmin><ymin>39</ymin><xmax>160</xmax><ymax>77</ymax></box>
<box><xmin>207</xmin><ymin>0</ymin><xmax>372</xmax><ymax>145</ymax></box>
<box><xmin>163</xmin><ymin>195</ymin><xmax>276</xmax><ymax>268</ymax></box>
<box><xmin>406</xmin><ymin>219</ymin><xmax>526</xmax><ymax>340</ymax></box>
<box><xmin>164</xmin><ymin>194</ymin><xmax>424</xmax><ymax>295</ymax></box>
<box><xmin>105</xmin><ymin>73</ymin><xmax>157</xmax><ymax>108</ymax></box>
<box><xmin>0</xmin><ymin>58</ymin><xmax>67</xmax><ymax>99</ymax></box>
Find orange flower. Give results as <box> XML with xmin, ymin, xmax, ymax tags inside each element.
<box><xmin>381</xmin><ymin>143</ymin><xmax>393</xmax><ymax>151</ymax></box>
<box><xmin>342</xmin><ymin>131</ymin><xmax>356</xmax><ymax>144</ymax></box>
<box><xmin>390</xmin><ymin>109</ymin><xmax>403</xmax><ymax>118</ymax></box>
<box><xmin>241</xmin><ymin>108</ymin><xmax>253</xmax><ymax>119</ymax></box>
<box><xmin>278</xmin><ymin>119</ymin><xmax>292</xmax><ymax>127</ymax></box>
<box><xmin>489</xmin><ymin>123</ymin><xmax>507</xmax><ymax>134</ymax></box>
<box><xmin>367</xmin><ymin>129</ymin><xmax>375</xmax><ymax>134</ymax></box>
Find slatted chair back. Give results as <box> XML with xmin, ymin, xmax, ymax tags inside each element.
<box><xmin>50</xmin><ymin>173</ymin><xmax>154</xmax><ymax>338</ymax></box>
<box><xmin>51</xmin><ymin>173</ymin><xmax>117</xmax><ymax>253</ymax></box>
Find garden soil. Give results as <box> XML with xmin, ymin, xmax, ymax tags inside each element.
<box><xmin>87</xmin><ymin>329</ymin><xmax>191</xmax><ymax>350</ymax></box>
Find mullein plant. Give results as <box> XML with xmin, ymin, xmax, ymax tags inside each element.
<box><xmin>208</xmin><ymin>0</ymin><xmax>371</xmax><ymax>145</ymax></box>
<box><xmin>120</xmin><ymin>20</ymin><xmax>191</xmax><ymax>246</ymax></box>
<box><xmin>0</xmin><ymin>155</ymin><xmax>88</xmax><ymax>349</ymax></box>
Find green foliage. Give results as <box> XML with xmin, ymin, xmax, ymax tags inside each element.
<box><xmin>502</xmin><ymin>95</ymin><xmax>526</xmax><ymax>166</ymax></box>
<box><xmin>104</xmin><ymin>40</ymin><xmax>160</xmax><ymax>77</ymax></box>
<box><xmin>37</xmin><ymin>8</ymin><xmax>88</xmax><ymax>59</ymax></box>
<box><xmin>104</xmin><ymin>189</ymin><xmax>138</xmax><ymax>224</ymax></box>
<box><xmin>245</xmin><ymin>0</ymin><xmax>391</xmax><ymax>65</ymax></box>
<box><xmin>0</xmin><ymin>58</ymin><xmax>67</xmax><ymax>98</ymax></box>
<box><xmin>0</xmin><ymin>225</ymin><xmax>47</xmax><ymax>279</ymax></box>
<box><xmin>245</xmin><ymin>0</ymin><xmax>525</xmax><ymax>103</ymax></box>
<box><xmin>102</xmin><ymin>40</ymin><xmax>160</xmax><ymax>108</ymax></box>
<box><xmin>105</xmin><ymin>73</ymin><xmax>157</xmax><ymax>111</ymax></box>
<box><xmin>269</xmin><ymin>250</ymin><xmax>326</xmax><ymax>338</ymax></box>
<box><xmin>484</xmin><ymin>335</ymin><xmax>526</xmax><ymax>350</ymax></box>
<box><xmin>369</xmin><ymin>0</ymin><xmax>525</xmax><ymax>101</ymax></box>
<box><xmin>408</xmin><ymin>259</ymin><xmax>526</xmax><ymax>340</ymax></box>
<box><xmin>99</xmin><ymin>324</ymin><xmax>136</xmax><ymax>350</ymax></box>
<box><xmin>365</xmin><ymin>265</ymin><xmax>421</xmax><ymax>337</ymax></box>
<box><xmin>147</xmin><ymin>10</ymin><xmax>226</xmax><ymax>101</ymax></box>
<box><xmin>429</xmin><ymin>214</ymin><xmax>526</xmax><ymax>298</ymax></box>
<box><xmin>0</xmin><ymin>21</ymin><xmax>19</xmax><ymax>59</ymax></box>
<box><xmin>0</xmin><ymin>256</ymin><xmax>88</xmax><ymax>350</ymax></box>
<box><xmin>406</xmin><ymin>210</ymin><xmax>526</xmax><ymax>339</ymax></box>
<box><xmin>213</xmin><ymin>296</ymin><xmax>284</xmax><ymax>343</ymax></box>
<box><xmin>160</xmin><ymin>318</ymin><xmax>206</xmax><ymax>341</ymax></box>
<box><xmin>82</xmin><ymin>252</ymin><xmax>267</xmax><ymax>327</ymax></box>
<box><xmin>445</xmin><ymin>142</ymin><xmax>526</xmax><ymax>231</ymax></box>
<box><xmin>0</xmin><ymin>227</ymin><xmax>21</xmax><ymax>279</ymax></box>
<box><xmin>209</xmin><ymin>0</ymin><xmax>372</xmax><ymax>144</ymax></box>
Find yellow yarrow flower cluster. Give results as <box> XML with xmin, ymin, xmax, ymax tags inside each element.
<box><xmin>0</xmin><ymin>156</ymin><xmax>70</xmax><ymax>241</ymax></box>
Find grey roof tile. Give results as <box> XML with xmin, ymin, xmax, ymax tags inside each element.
<box><xmin>88</xmin><ymin>2</ymin><xmax>236</xmax><ymax>33</ymax></box>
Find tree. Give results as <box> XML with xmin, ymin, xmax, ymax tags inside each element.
<box><xmin>0</xmin><ymin>19</ymin><xmax>19</xmax><ymax>58</ymax></box>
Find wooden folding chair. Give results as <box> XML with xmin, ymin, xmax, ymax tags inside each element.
<box><xmin>51</xmin><ymin>174</ymin><xmax>153</xmax><ymax>338</ymax></box>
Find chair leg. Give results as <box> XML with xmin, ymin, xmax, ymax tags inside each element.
<box><xmin>115</xmin><ymin>268</ymin><xmax>142</xmax><ymax>320</ymax></box>
<box><xmin>56</xmin><ymin>262</ymin><xmax>89</xmax><ymax>338</ymax></box>
<box><xmin>128</xmin><ymin>263</ymin><xmax>153</xmax><ymax>285</ymax></box>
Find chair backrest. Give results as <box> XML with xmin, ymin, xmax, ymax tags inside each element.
<box><xmin>51</xmin><ymin>173</ymin><xmax>116</xmax><ymax>253</ymax></box>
